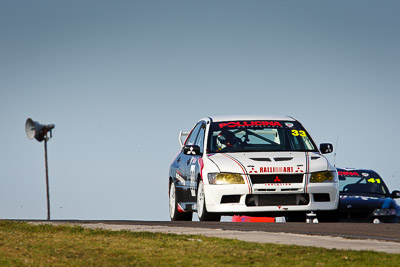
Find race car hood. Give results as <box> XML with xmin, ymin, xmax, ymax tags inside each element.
<box><xmin>339</xmin><ymin>194</ymin><xmax>395</xmax><ymax>210</ymax></box>
<box><xmin>207</xmin><ymin>152</ymin><xmax>328</xmax><ymax>174</ymax></box>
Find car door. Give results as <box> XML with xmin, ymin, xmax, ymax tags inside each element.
<box><xmin>179</xmin><ymin>122</ymin><xmax>203</xmax><ymax>202</ymax></box>
<box><xmin>186</xmin><ymin>123</ymin><xmax>206</xmax><ymax>201</ymax></box>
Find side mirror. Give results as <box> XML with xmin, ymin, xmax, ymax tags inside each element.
<box><xmin>320</xmin><ymin>143</ymin><xmax>333</xmax><ymax>154</ymax></box>
<box><xmin>391</xmin><ymin>190</ymin><xmax>400</xmax><ymax>199</ymax></box>
<box><xmin>183</xmin><ymin>145</ymin><xmax>201</xmax><ymax>155</ymax></box>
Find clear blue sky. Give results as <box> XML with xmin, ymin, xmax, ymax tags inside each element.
<box><xmin>1</xmin><ymin>0</ymin><xmax>399</xmax><ymax>220</ymax></box>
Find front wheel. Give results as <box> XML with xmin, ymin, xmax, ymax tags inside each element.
<box><xmin>169</xmin><ymin>182</ymin><xmax>192</xmax><ymax>221</ymax></box>
<box><xmin>197</xmin><ymin>180</ymin><xmax>221</xmax><ymax>221</ymax></box>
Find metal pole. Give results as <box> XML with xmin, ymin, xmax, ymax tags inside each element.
<box><xmin>44</xmin><ymin>138</ymin><xmax>51</xmax><ymax>220</ymax></box>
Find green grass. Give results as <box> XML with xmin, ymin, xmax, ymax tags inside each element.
<box><xmin>0</xmin><ymin>221</ymin><xmax>399</xmax><ymax>266</ymax></box>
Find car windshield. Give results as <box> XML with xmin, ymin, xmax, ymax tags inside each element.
<box><xmin>338</xmin><ymin>171</ymin><xmax>388</xmax><ymax>195</ymax></box>
<box><xmin>207</xmin><ymin>120</ymin><xmax>318</xmax><ymax>153</ymax></box>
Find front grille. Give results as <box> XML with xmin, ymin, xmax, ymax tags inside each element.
<box><xmin>245</xmin><ymin>194</ymin><xmax>310</xmax><ymax>206</ymax></box>
<box><xmin>249</xmin><ymin>174</ymin><xmax>303</xmax><ymax>184</ymax></box>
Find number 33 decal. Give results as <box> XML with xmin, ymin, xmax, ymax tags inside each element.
<box><xmin>292</xmin><ymin>130</ymin><xmax>306</xmax><ymax>137</ymax></box>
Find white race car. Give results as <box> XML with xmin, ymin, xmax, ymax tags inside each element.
<box><xmin>169</xmin><ymin>115</ymin><xmax>339</xmax><ymax>221</ymax></box>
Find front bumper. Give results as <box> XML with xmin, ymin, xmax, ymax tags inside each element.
<box><xmin>203</xmin><ymin>182</ymin><xmax>339</xmax><ymax>214</ymax></box>
<box><xmin>339</xmin><ymin>210</ymin><xmax>399</xmax><ymax>223</ymax></box>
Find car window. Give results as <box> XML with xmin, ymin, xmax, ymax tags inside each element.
<box><xmin>195</xmin><ymin>124</ymin><xmax>205</xmax><ymax>153</ymax></box>
<box><xmin>185</xmin><ymin>122</ymin><xmax>202</xmax><ymax>146</ymax></box>
<box><xmin>207</xmin><ymin>120</ymin><xmax>318</xmax><ymax>153</ymax></box>
<box><xmin>338</xmin><ymin>173</ymin><xmax>388</xmax><ymax>195</ymax></box>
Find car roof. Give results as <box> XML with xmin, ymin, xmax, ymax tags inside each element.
<box><xmin>200</xmin><ymin>115</ymin><xmax>297</xmax><ymax>122</ymax></box>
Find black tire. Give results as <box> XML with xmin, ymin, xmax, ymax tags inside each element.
<box><xmin>169</xmin><ymin>182</ymin><xmax>192</xmax><ymax>221</ymax></box>
<box><xmin>197</xmin><ymin>180</ymin><xmax>221</xmax><ymax>221</ymax></box>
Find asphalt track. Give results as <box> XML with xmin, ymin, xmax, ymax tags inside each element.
<box><xmin>26</xmin><ymin>220</ymin><xmax>400</xmax><ymax>254</ymax></box>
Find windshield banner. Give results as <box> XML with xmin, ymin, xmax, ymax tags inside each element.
<box><xmin>219</xmin><ymin>121</ymin><xmax>283</xmax><ymax>128</ymax></box>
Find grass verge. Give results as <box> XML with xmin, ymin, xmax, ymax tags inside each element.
<box><xmin>0</xmin><ymin>220</ymin><xmax>399</xmax><ymax>266</ymax></box>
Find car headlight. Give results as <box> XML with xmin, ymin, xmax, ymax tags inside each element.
<box><xmin>310</xmin><ymin>171</ymin><xmax>335</xmax><ymax>183</ymax></box>
<box><xmin>373</xmin><ymin>208</ymin><xmax>396</xmax><ymax>216</ymax></box>
<box><xmin>208</xmin><ymin>173</ymin><xmax>245</xmax><ymax>185</ymax></box>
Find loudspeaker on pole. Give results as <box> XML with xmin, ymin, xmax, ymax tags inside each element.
<box><xmin>25</xmin><ymin>118</ymin><xmax>55</xmax><ymax>142</ymax></box>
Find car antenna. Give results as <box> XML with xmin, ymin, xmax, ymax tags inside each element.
<box><xmin>334</xmin><ymin>134</ymin><xmax>339</xmax><ymax>167</ymax></box>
